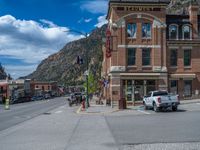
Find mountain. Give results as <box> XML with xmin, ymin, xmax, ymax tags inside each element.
<box><xmin>24</xmin><ymin>25</ymin><xmax>107</xmax><ymax>85</ymax></box>
<box><xmin>167</xmin><ymin>0</ymin><xmax>200</xmax><ymax>14</ymax></box>
<box><xmin>0</xmin><ymin>63</ymin><xmax>7</xmax><ymax>80</ymax></box>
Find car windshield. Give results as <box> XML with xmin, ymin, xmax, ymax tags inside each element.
<box><xmin>153</xmin><ymin>91</ymin><xmax>168</xmax><ymax>96</ymax></box>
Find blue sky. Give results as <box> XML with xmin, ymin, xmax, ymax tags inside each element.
<box><xmin>0</xmin><ymin>0</ymin><xmax>108</xmax><ymax>79</ymax></box>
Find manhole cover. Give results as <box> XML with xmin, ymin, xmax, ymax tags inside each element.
<box><xmin>43</xmin><ymin>112</ymin><xmax>51</xmax><ymax>115</ymax></box>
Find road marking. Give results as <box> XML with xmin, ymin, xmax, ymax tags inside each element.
<box><xmin>137</xmin><ymin>109</ymin><xmax>151</xmax><ymax>115</ymax></box>
<box><xmin>197</xmin><ymin>103</ymin><xmax>200</xmax><ymax>105</ymax></box>
<box><xmin>55</xmin><ymin>110</ymin><xmax>62</xmax><ymax>114</ymax></box>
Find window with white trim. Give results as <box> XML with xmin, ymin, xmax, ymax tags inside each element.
<box><xmin>127</xmin><ymin>23</ymin><xmax>137</xmax><ymax>38</ymax></box>
<box><xmin>142</xmin><ymin>23</ymin><xmax>151</xmax><ymax>38</ymax></box>
<box><xmin>182</xmin><ymin>25</ymin><xmax>191</xmax><ymax>39</ymax></box>
<box><xmin>169</xmin><ymin>24</ymin><xmax>178</xmax><ymax>39</ymax></box>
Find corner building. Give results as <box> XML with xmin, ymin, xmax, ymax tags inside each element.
<box><xmin>102</xmin><ymin>0</ymin><xmax>200</xmax><ymax>106</ymax></box>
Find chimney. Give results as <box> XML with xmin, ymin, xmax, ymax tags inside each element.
<box><xmin>189</xmin><ymin>3</ymin><xmax>199</xmax><ymax>39</ymax></box>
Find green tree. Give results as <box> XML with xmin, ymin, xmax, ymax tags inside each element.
<box><xmin>83</xmin><ymin>72</ymin><xmax>98</xmax><ymax>94</ymax></box>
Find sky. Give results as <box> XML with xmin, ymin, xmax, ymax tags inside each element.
<box><xmin>0</xmin><ymin>0</ymin><xmax>108</xmax><ymax>79</ymax></box>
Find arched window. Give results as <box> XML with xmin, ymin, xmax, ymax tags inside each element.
<box><xmin>182</xmin><ymin>25</ymin><xmax>191</xmax><ymax>39</ymax></box>
<box><xmin>169</xmin><ymin>24</ymin><xmax>178</xmax><ymax>39</ymax></box>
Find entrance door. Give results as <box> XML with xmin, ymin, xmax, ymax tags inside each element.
<box><xmin>134</xmin><ymin>80</ymin><xmax>144</xmax><ymax>101</ymax></box>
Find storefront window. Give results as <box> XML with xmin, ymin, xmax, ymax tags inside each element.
<box><xmin>184</xmin><ymin>80</ymin><xmax>192</xmax><ymax>97</ymax></box>
<box><xmin>184</xmin><ymin>49</ymin><xmax>191</xmax><ymax>66</ymax></box>
<box><xmin>142</xmin><ymin>23</ymin><xmax>151</xmax><ymax>38</ymax></box>
<box><xmin>169</xmin><ymin>24</ymin><xmax>178</xmax><ymax>39</ymax></box>
<box><xmin>127</xmin><ymin>23</ymin><xmax>137</xmax><ymax>38</ymax></box>
<box><xmin>170</xmin><ymin>80</ymin><xmax>178</xmax><ymax>94</ymax></box>
<box><xmin>170</xmin><ymin>49</ymin><xmax>177</xmax><ymax>66</ymax></box>
<box><xmin>146</xmin><ymin>80</ymin><xmax>156</xmax><ymax>94</ymax></box>
<box><xmin>127</xmin><ymin>48</ymin><xmax>136</xmax><ymax>66</ymax></box>
<box><xmin>142</xmin><ymin>48</ymin><xmax>151</xmax><ymax>66</ymax></box>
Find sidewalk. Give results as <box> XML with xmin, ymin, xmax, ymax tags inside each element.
<box><xmin>0</xmin><ymin>104</ymin><xmax>118</xmax><ymax>150</ymax></box>
<box><xmin>77</xmin><ymin>96</ymin><xmax>200</xmax><ymax>115</ymax></box>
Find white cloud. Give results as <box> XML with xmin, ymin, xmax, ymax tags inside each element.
<box><xmin>84</xmin><ymin>18</ymin><xmax>92</xmax><ymax>23</ymax></box>
<box><xmin>78</xmin><ymin>18</ymin><xmax>92</xmax><ymax>24</ymax></box>
<box><xmin>80</xmin><ymin>0</ymin><xmax>108</xmax><ymax>14</ymax></box>
<box><xmin>5</xmin><ymin>65</ymin><xmax>37</xmax><ymax>79</ymax></box>
<box><xmin>95</xmin><ymin>15</ymin><xmax>108</xmax><ymax>28</ymax></box>
<box><xmin>0</xmin><ymin>15</ymin><xmax>82</xmax><ymax>79</ymax></box>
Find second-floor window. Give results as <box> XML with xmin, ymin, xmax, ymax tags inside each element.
<box><xmin>127</xmin><ymin>23</ymin><xmax>137</xmax><ymax>38</ymax></box>
<box><xmin>127</xmin><ymin>48</ymin><xmax>136</xmax><ymax>66</ymax></box>
<box><xmin>169</xmin><ymin>24</ymin><xmax>178</xmax><ymax>39</ymax></box>
<box><xmin>170</xmin><ymin>49</ymin><xmax>177</xmax><ymax>66</ymax></box>
<box><xmin>183</xmin><ymin>25</ymin><xmax>191</xmax><ymax>39</ymax></box>
<box><xmin>184</xmin><ymin>49</ymin><xmax>191</xmax><ymax>67</ymax></box>
<box><xmin>142</xmin><ymin>48</ymin><xmax>151</xmax><ymax>66</ymax></box>
<box><xmin>142</xmin><ymin>23</ymin><xmax>151</xmax><ymax>38</ymax></box>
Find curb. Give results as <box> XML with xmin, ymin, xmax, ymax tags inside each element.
<box><xmin>76</xmin><ymin>105</ymin><xmax>120</xmax><ymax>115</ymax></box>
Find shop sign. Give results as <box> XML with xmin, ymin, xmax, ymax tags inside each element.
<box><xmin>117</xmin><ymin>6</ymin><xmax>161</xmax><ymax>12</ymax></box>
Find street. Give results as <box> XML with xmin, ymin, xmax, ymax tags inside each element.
<box><xmin>0</xmin><ymin>97</ymin><xmax>200</xmax><ymax>150</ymax></box>
<box><xmin>0</xmin><ymin>97</ymin><xmax>66</xmax><ymax>131</ymax></box>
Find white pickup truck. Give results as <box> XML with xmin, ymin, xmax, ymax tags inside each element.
<box><xmin>143</xmin><ymin>90</ymin><xmax>180</xmax><ymax>112</ymax></box>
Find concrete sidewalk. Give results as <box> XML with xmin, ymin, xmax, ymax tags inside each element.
<box><xmin>0</xmin><ymin>104</ymin><xmax>118</xmax><ymax>150</ymax></box>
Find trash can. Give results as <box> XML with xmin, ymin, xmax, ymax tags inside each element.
<box><xmin>118</xmin><ymin>98</ymin><xmax>126</xmax><ymax>109</ymax></box>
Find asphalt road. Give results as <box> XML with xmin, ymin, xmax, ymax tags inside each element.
<box><xmin>0</xmin><ymin>97</ymin><xmax>67</xmax><ymax>131</ymax></box>
<box><xmin>106</xmin><ymin>103</ymin><xmax>200</xmax><ymax>150</ymax></box>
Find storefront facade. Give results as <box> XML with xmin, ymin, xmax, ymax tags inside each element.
<box><xmin>102</xmin><ymin>0</ymin><xmax>200</xmax><ymax>106</ymax></box>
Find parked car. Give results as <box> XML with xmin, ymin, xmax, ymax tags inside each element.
<box><xmin>31</xmin><ymin>95</ymin><xmax>44</xmax><ymax>101</ymax></box>
<box><xmin>44</xmin><ymin>93</ymin><xmax>51</xmax><ymax>99</ymax></box>
<box><xmin>11</xmin><ymin>96</ymin><xmax>31</xmax><ymax>104</ymax></box>
<box><xmin>143</xmin><ymin>90</ymin><xmax>180</xmax><ymax>112</ymax></box>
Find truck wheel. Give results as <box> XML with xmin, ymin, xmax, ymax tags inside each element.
<box><xmin>172</xmin><ymin>106</ymin><xmax>177</xmax><ymax>111</ymax></box>
<box><xmin>153</xmin><ymin>103</ymin><xmax>159</xmax><ymax>112</ymax></box>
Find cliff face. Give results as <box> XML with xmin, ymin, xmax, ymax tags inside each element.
<box><xmin>24</xmin><ymin>25</ymin><xmax>107</xmax><ymax>85</ymax></box>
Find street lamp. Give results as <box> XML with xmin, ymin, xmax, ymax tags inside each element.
<box><xmin>64</xmin><ymin>29</ymin><xmax>90</xmax><ymax>108</ymax></box>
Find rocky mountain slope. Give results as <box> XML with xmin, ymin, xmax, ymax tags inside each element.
<box><xmin>24</xmin><ymin>25</ymin><xmax>107</xmax><ymax>85</ymax></box>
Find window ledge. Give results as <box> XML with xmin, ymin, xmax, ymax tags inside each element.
<box><xmin>127</xmin><ymin>37</ymin><xmax>137</xmax><ymax>39</ymax></box>
<box><xmin>184</xmin><ymin>66</ymin><xmax>192</xmax><ymax>69</ymax></box>
<box><xmin>127</xmin><ymin>65</ymin><xmax>137</xmax><ymax>68</ymax></box>
<box><xmin>142</xmin><ymin>66</ymin><xmax>152</xmax><ymax>68</ymax></box>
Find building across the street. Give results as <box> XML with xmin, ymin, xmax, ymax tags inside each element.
<box><xmin>102</xmin><ymin>0</ymin><xmax>200</xmax><ymax>106</ymax></box>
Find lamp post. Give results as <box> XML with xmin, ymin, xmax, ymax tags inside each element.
<box><xmin>64</xmin><ymin>29</ymin><xmax>89</xmax><ymax>108</ymax></box>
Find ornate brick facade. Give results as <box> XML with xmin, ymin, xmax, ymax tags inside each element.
<box><xmin>102</xmin><ymin>0</ymin><xmax>200</xmax><ymax>106</ymax></box>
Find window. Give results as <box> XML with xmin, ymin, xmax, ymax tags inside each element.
<box><xmin>170</xmin><ymin>80</ymin><xmax>178</xmax><ymax>94</ymax></box>
<box><xmin>198</xmin><ymin>24</ymin><xmax>200</xmax><ymax>38</ymax></box>
<box><xmin>127</xmin><ymin>48</ymin><xmax>136</xmax><ymax>66</ymax></box>
<box><xmin>183</xmin><ymin>25</ymin><xmax>191</xmax><ymax>39</ymax></box>
<box><xmin>142</xmin><ymin>48</ymin><xmax>151</xmax><ymax>66</ymax></box>
<box><xmin>170</xmin><ymin>49</ymin><xmax>177</xmax><ymax>66</ymax></box>
<box><xmin>142</xmin><ymin>23</ymin><xmax>151</xmax><ymax>38</ymax></box>
<box><xmin>127</xmin><ymin>23</ymin><xmax>137</xmax><ymax>38</ymax></box>
<box><xmin>169</xmin><ymin>25</ymin><xmax>178</xmax><ymax>39</ymax></box>
<box><xmin>184</xmin><ymin>80</ymin><xmax>192</xmax><ymax>97</ymax></box>
<box><xmin>184</xmin><ymin>49</ymin><xmax>191</xmax><ymax>66</ymax></box>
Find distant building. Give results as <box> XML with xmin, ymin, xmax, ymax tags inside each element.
<box><xmin>103</xmin><ymin>0</ymin><xmax>200</xmax><ymax>106</ymax></box>
<box><xmin>31</xmin><ymin>81</ymin><xmax>59</xmax><ymax>97</ymax></box>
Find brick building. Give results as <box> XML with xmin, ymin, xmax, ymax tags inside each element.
<box><xmin>102</xmin><ymin>0</ymin><xmax>200</xmax><ymax>106</ymax></box>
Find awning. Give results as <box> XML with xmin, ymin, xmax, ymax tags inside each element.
<box><xmin>170</xmin><ymin>74</ymin><xmax>196</xmax><ymax>79</ymax></box>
